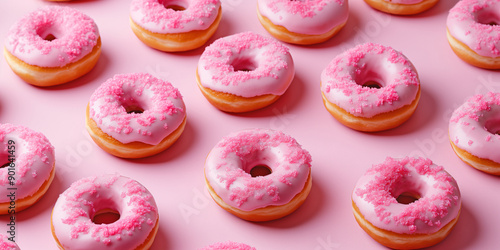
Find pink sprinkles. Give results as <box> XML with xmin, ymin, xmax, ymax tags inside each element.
<box><xmin>450</xmin><ymin>92</ymin><xmax>500</xmax><ymax>124</ymax></box>
<box><xmin>449</xmin><ymin>92</ymin><xmax>500</xmax><ymax>159</ymax></box>
<box><xmin>200</xmin><ymin>241</ymin><xmax>256</xmax><ymax>250</ymax></box>
<box><xmin>448</xmin><ymin>0</ymin><xmax>500</xmax><ymax>56</ymax></box>
<box><xmin>265</xmin><ymin>0</ymin><xmax>342</xmax><ymax>18</ymax></box>
<box><xmin>213</xmin><ymin>129</ymin><xmax>311</xmax><ymax>208</ymax></box>
<box><xmin>0</xmin><ymin>124</ymin><xmax>54</xmax><ymax>188</ymax></box>
<box><xmin>0</xmin><ymin>234</ymin><xmax>19</xmax><ymax>250</ymax></box>
<box><xmin>89</xmin><ymin>73</ymin><xmax>184</xmax><ymax>137</ymax></box>
<box><xmin>57</xmin><ymin>175</ymin><xmax>157</xmax><ymax>246</ymax></box>
<box><xmin>130</xmin><ymin>0</ymin><xmax>220</xmax><ymax>30</ymax></box>
<box><xmin>354</xmin><ymin>157</ymin><xmax>460</xmax><ymax>233</ymax></box>
<box><xmin>5</xmin><ymin>6</ymin><xmax>99</xmax><ymax>65</ymax></box>
<box><xmin>200</xmin><ymin>32</ymin><xmax>291</xmax><ymax>87</ymax></box>
<box><xmin>322</xmin><ymin>43</ymin><xmax>419</xmax><ymax>116</ymax></box>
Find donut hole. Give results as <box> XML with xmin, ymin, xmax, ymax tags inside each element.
<box><xmin>485</xmin><ymin>119</ymin><xmax>500</xmax><ymax>135</ymax></box>
<box><xmin>162</xmin><ymin>0</ymin><xmax>188</xmax><ymax>11</ymax></box>
<box><xmin>362</xmin><ymin>80</ymin><xmax>382</xmax><ymax>89</ymax></box>
<box><xmin>43</xmin><ymin>34</ymin><xmax>57</xmax><ymax>42</ymax></box>
<box><xmin>391</xmin><ymin>175</ymin><xmax>426</xmax><ymax>205</ymax></box>
<box><xmin>249</xmin><ymin>165</ymin><xmax>272</xmax><ymax>177</ymax></box>
<box><xmin>36</xmin><ymin>25</ymin><xmax>59</xmax><ymax>42</ymax></box>
<box><xmin>92</xmin><ymin>208</ymin><xmax>120</xmax><ymax>225</ymax></box>
<box><xmin>231</xmin><ymin>57</ymin><xmax>258</xmax><ymax>72</ymax></box>
<box><xmin>396</xmin><ymin>191</ymin><xmax>421</xmax><ymax>205</ymax></box>
<box><xmin>124</xmin><ymin>104</ymin><xmax>145</xmax><ymax>114</ymax></box>
<box><xmin>354</xmin><ymin>69</ymin><xmax>385</xmax><ymax>89</ymax></box>
<box><xmin>165</xmin><ymin>5</ymin><xmax>186</xmax><ymax>11</ymax></box>
<box><xmin>0</xmin><ymin>153</ymin><xmax>11</xmax><ymax>169</ymax></box>
<box><xmin>120</xmin><ymin>94</ymin><xmax>147</xmax><ymax>114</ymax></box>
<box><xmin>475</xmin><ymin>9</ymin><xmax>500</xmax><ymax>26</ymax></box>
<box><xmin>90</xmin><ymin>198</ymin><xmax>121</xmax><ymax>225</ymax></box>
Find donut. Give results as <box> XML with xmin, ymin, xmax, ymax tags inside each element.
<box><xmin>352</xmin><ymin>157</ymin><xmax>461</xmax><ymax>249</ymax></box>
<box><xmin>197</xmin><ymin>32</ymin><xmax>295</xmax><ymax>113</ymax></box>
<box><xmin>4</xmin><ymin>6</ymin><xmax>101</xmax><ymax>87</ymax></box>
<box><xmin>200</xmin><ymin>241</ymin><xmax>256</xmax><ymax>250</ymax></box>
<box><xmin>449</xmin><ymin>92</ymin><xmax>500</xmax><ymax>175</ymax></box>
<box><xmin>0</xmin><ymin>124</ymin><xmax>55</xmax><ymax>214</ymax></box>
<box><xmin>204</xmin><ymin>129</ymin><xmax>312</xmax><ymax>222</ymax></box>
<box><xmin>364</xmin><ymin>0</ymin><xmax>439</xmax><ymax>15</ymax></box>
<box><xmin>0</xmin><ymin>234</ymin><xmax>20</xmax><ymax>250</ymax></box>
<box><xmin>447</xmin><ymin>0</ymin><xmax>500</xmax><ymax>69</ymax></box>
<box><xmin>86</xmin><ymin>73</ymin><xmax>186</xmax><ymax>159</ymax></box>
<box><xmin>51</xmin><ymin>174</ymin><xmax>159</xmax><ymax>250</ymax></box>
<box><xmin>130</xmin><ymin>0</ymin><xmax>222</xmax><ymax>52</ymax></box>
<box><xmin>256</xmin><ymin>0</ymin><xmax>349</xmax><ymax>45</ymax></box>
<box><xmin>320</xmin><ymin>43</ymin><xmax>421</xmax><ymax>132</ymax></box>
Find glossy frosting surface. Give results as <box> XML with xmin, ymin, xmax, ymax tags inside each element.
<box><xmin>257</xmin><ymin>0</ymin><xmax>349</xmax><ymax>35</ymax></box>
<box><xmin>0</xmin><ymin>234</ymin><xmax>20</xmax><ymax>250</ymax></box>
<box><xmin>89</xmin><ymin>73</ymin><xmax>186</xmax><ymax>145</ymax></box>
<box><xmin>321</xmin><ymin>43</ymin><xmax>420</xmax><ymax>118</ymax></box>
<box><xmin>5</xmin><ymin>6</ymin><xmax>99</xmax><ymax>68</ymax></box>
<box><xmin>199</xmin><ymin>241</ymin><xmax>256</xmax><ymax>250</ymax></box>
<box><xmin>2</xmin><ymin>0</ymin><xmax>500</xmax><ymax>249</ymax></box>
<box><xmin>205</xmin><ymin>129</ymin><xmax>311</xmax><ymax>211</ymax></box>
<box><xmin>130</xmin><ymin>0</ymin><xmax>221</xmax><ymax>33</ymax></box>
<box><xmin>447</xmin><ymin>0</ymin><xmax>500</xmax><ymax>57</ymax></box>
<box><xmin>198</xmin><ymin>32</ymin><xmax>294</xmax><ymax>98</ymax></box>
<box><xmin>449</xmin><ymin>92</ymin><xmax>500</xmax><ymax>163</ymax></box>
<box><xmin>51</xmin><ymin>174</ymin><xmax>158</xmax><ymax>250</ymax></box>
<box><xmin>0</xmin><ymin>124</ymin><xmax>55</xmax><ymax>202</ymax></box>
<box><xmin>352</xmin><ymin>157</ymin><xmax>461</xmax><ymax>234</ymax></box>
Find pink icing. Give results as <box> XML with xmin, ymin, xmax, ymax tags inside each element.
<box><xmin>199</xmin><ymin>241</ymin><xmax>256</xmax><ymax>250</ymax></box>
<box><xmin>449</xmin><ymin>92</ymin><xmax>500</xmax><ymax>163</ymax></box>
<box><xmin>130</xmin><ymin>0</ymin><xmax>221</xmax><ymax>33</ymax></box>
<box><xmin>352</xmin><ymin>157</ymin><xmax>461</xmax><ymax>234</ymax></box>
<box><xmin>88</xmin><ymin>73</ymin><xmax>186</xmax><ymax>145</ymax></box>
<box><xmin>205</xmin><ymin>129</ymin><xmax>311</xmax><ymax>211</ymax></box>
<box><xmin>52</xmin><ymin>174</ymin><xmax>158</xmax><ymax>250</ymax></box>
<box><xmin>447</xmin><ymin>0</ymin><xmax>500</xmax><ymax>57</ymax></box>
<box><xmin>0</xmin><ymin>234</ymin><xmax>20</xmax><ymax>250</ymax></box>
<box><xmin>257</xmin><ymin>0</ymin><xmax>349</xmax><ymax>35</ymax></box>
<box><xmin>4</xmin><ymin>6</ymin><xmax>99</xmax><ymax>68</ymax></box>
<box><xmin>321</xmin><ymin>43</ymin><xmax>420</xmax><ymax>118</ymax></box>
<box><xmin>197</xmin><ymin>32</ymin><xmax>295</xmax><ymax>98</ymax></box>
<box><xmin>0</xmin><ymin>124</ymin><xmax>55</xmax><ymax>202</ymax></box>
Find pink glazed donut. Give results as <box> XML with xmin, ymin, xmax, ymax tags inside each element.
<box><xmin>86</xmin><ymin>73</ymin><xmax>187</xmax><ymax>158</ymax></box>
<box><xmin>197</xmin><ymin>32</ymin><xmax>295</xmax><ymax>113</ymax></box>
<box><xmin>204</xmin><ymin>129</ymin><xmax>312</xmax><ymax>222</ymax></box>
<box><xmin>4</xmin><ymin>6</ymin><xmax>101</xmax><ymax>87</ymax></box>
<box><xmin>129</xmin><ymin>0</ymin><xmax>222</xmax><ymax>52</ymax></box>
<box><xmin>352</xmin><ymin>157</ymin><xmax>461</xmax><ymax>249</ymax></box>
<box><xmin>200</xmin><ymin>241</ymin><xmax>256</xmax><ymax>250</ymax></box>
<box><xmin>321</xmin><ymin>43</ymin><xmax>421</xmax><ymax>132</ymax></box>
<box><xmin>51</xmin><ymin>174</ymin><xmax>159</xmax><ymax>250</ymax></box>
<box><xmin>0</xmin><ymin>234</ymin><xmax>19</xmax><ymax>250</ymax></box>
<box><xmin>449</xmin><ymin>92</ymin><xmax>500</xmax><ymax>175</ymax></box>
<box><xmin>0</xmin><ymin>124</ymin><xmax>55</xmax><ymax>214</ymax></box>
<box><xmin>364</xmin><ymin>0</ymin><xmax>440</xmax><ymax>15</ymax></box>
<box><xmin>447</xmin><ymin>0</ymin><xmax>500</xmax><ymax>69</ymax></box>
<box><xmin>257</xmin><ymin>0</ymin><xmax>349</xmax><ymax>45</ymax></box>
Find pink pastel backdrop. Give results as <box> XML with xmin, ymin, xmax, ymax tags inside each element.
<box><xmin>0</xmin><ymin>0</ymin><xmax>499</xmax><ymax>249</ymax></box>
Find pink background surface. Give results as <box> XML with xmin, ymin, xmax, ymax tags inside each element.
<box><xmin>1</xmin><ymin>0</ymin><xmax>500</xmax><ymax>249</ymax></box>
